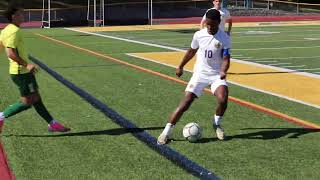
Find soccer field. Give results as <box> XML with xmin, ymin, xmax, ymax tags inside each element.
<box><xmin>0</xmin><ymin>24</ymin><xmax>320</xmax><ymax>179</ymax></box>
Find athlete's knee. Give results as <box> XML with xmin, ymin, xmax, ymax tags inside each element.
<box><xmin>181</xmin><ymin>96</ymin><xmax>196</xmax><ymax>111</ymax></box>
<box><xmin>21</xmin><ymin>94</ymin><xmax>40</xmax><ymax>105</ymax></box>
<box><xmin>217</xmin><ymin>94</ymin><xmax>228</xmax><ymax>106</ymax></box>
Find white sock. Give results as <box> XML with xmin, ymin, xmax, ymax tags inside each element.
<box><xmin>0</xmin><ymin>112</ymin><xmax>4</xmax><ymax>121</ymax></box>
<box><xmin>214</xmin><ymin>115</ymin><xmax>222</xmax><ymax>126</ymax></box>
<box><xmin>162</xmin><ymin>123</ymin><xmax>174</xmax><ymax>136</ymax></box>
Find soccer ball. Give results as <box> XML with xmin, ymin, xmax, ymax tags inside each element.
<box><xmin>183</xmin><ymin>122</ymin><xmax>202</xmax><ymax>142</ymax></box>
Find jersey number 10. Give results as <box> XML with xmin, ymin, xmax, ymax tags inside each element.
<box><xmin>205</xmin><ymin>50</ymin><xmax>213</xmax><ymax>58</ymax></box>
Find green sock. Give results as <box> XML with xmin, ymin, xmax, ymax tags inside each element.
<box><xmin>33</xmin><ymin>100</ymin><xmax>53</xmax><ymax>124</ymax></box>
<box><xmin>3</xmin><ymin>101</ymin><xmax>31</xmax><ymax>118</ymax></box>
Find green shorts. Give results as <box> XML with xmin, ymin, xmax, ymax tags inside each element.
<box><xmin>10</xmin><ymin>73</ymin><xmax>38</xmax><ymax>96</ymax></box>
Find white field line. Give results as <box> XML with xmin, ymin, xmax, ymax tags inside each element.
<box><xmin>268</xmin><ymin>63</ymin><xmax>292</xmax><ymax>66</ymax></box>
<box><xmin>236</xmin><ymin>57</ymin><xmax>252</xmax><ymax>59</ymax></box>
<box><xmin>233</xmin><ymin>39</ymin><xmax>320</xmax><ymax>44</ymax></box>
<box><xmin>65</xmin><ymin>28</ymin><xmax>185</xmax><ymax>52</ymax></box>
<box><xmin>234</xmin><ymin>33</ymin><xmax>320</xmax><ymax>38</ymax></box>
<box><xmin>304</xmin><ymin>38</ymin><xmax>320</xmax><ymax>40</ymax></box>
<box><xmin>281</xmin><ymin>65</ymin><xmax>306</xmax><ymax>68</ymax></box>
<box><xmin>233</xmin><ymin>45</ymin><xmax>320</xmax><ymax>51</ymax></box>
<box><xmin>233</xmin><ymin>29</ymin><xmax>320</xmax><ymax>34</ymax></box>
<box><xmin>253</xmin><ymin>60</ymin><xmax>278</xmax><ymax>63</ymax></box>
<box><xmin>242</xmin><ymin>56</ymin><xmax>320</xmax><ymax>61</ymax></box>
<box><xmin>65</xmin><ymin>28</ymin><xmax>320</xmax><ymax>109</ymax></box>
<box><xmin>295</xmin><ymin>68</ymin><xmax>320</xmax><ymax>71</ymax></box>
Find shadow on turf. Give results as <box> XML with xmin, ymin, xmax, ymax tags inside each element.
<box><xmin>196</xmin><ymin>128</ymin><xmax>320</xmax><ymax>143</ymax></box>
<box><xmin>4</xmin><ymin>127</ymin><xmax>164</xmax><ymax>138</ymax></box>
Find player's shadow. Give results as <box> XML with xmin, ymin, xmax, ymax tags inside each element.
<box><xmin>196</xmin><ymin>128</ymin><xmax>320</xmax><ymax>143</ymax></box>
<box><xmin>4</xmin><ymin>126</ymin><xmax>163</xmax><ymax>138</ymax></box>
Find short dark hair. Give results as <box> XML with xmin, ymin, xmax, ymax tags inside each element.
<box><xmin>206</xmin><ymin>9</ymin><xmax>221</xmax><ymax>22</ymax></box>
<box><xmin>3</xmin><ymin>5</ymin><xmax>21</xmax><ymax>22</ymax></box>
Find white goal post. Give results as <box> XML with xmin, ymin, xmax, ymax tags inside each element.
<box><xmin>87</xmin><ymin>0</ymin><xmax>105</xmax><ymax>27</ymax></box>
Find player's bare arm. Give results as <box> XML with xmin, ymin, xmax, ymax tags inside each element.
<box><xmin>176</xmin><ymin>48</ymin><xmax>198</xmax><ymax>77</ymax></box>
<box><xmin>6</xmin><ymin>48</ymin><xmax>39</xmax><ymax>73</ymax></box>
<box><xmin>220</xmin><ymin>52</ymin><xmax>230</xmax><ymax>80</ymax></box>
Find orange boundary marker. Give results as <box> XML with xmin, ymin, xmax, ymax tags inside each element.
<box><xmin>35</xmin><ymin>33</ymin><xmax>320</xmax><ymax>129</ymax></box>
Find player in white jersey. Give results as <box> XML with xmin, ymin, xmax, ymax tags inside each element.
<box><xmin>200</xmin><ymin>0</ymin><xmax>232</xmax><ymax>35</ymax></box>
<box><xmin>157</xmin><ymin>9</ymin><xmax>231</xmax><ymax>145</ymax></box>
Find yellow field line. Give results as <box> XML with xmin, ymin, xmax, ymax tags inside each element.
<box><xmin>34</xmin><ymin>33</ymin><xmax>320</xmax><ymax>129</ymax></box>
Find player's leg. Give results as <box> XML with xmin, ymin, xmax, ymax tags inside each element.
<box><xmin>0</xmin><ymin>73</ymin><xmax>34</xmax><ymax>133</ymax></box>
<box><xmin>0</xmin><ymin>100</ymin><xmax>31</xmax><ymax>133</ymax></box>
<box><xmin>157</xmin><ymin>78</ymin><xmax>207</xmax><ymax>145</ymax></box>
<box><xmin>157</xmin><ymin>92</ymin><xmax>197</xmax><ymax>145</ymax></box>
<box><xmin>28</xmin><ymin>73</ymin><xmax>70</xmax><ymax>132</ymax></box>
<box><xmin>211</xmin><ymin>78</ymin><xmax>228</xmax><ymax>140</ymax></box>
<box><xmin>168</xmin><ymin>92</ymin><xmax>197</xmax><ymax>125</ymax></box>
<box><xmin>214</xmin><ymin>85</ymin><xmax>228</xmax><ymax>117</ymax></box>
<box><xmin>1</xmin><ymin>73</ymin><xmax>70</xmax><ymax>133</ymax></box>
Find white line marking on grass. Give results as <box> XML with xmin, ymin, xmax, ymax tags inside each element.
<box><xmin>281</xmin><ymin>65</ymin><xmax>306</xmax><ymax>68</ymax></box>
<box><xmin>242</xmin><ymin>56</ymin><xmax>320</xmax><ymax>61</ymax></box>
<box><xmin>65</xmin><ymin>28</ymin><xmax>320</xmax><ymax>109</ymax></box>
<box><xmin>304</xmin><ymin>38</ymin><xmax>320</xmax><ymax>41</ymax></box>
<box><xmin>295</xmin><ymin>68</ymin><xmax>320</xmax><ymax>71</ymax></box>
<box><xmin>234</xmin><ymin>34</ymin><xmax>320</xmax><ymax>38</ymax></box>
<box><xmin>232</xmin><ymin>54</ymin><xmax>243</xmax><ymax>56</ymax></box>
<box><xmin>233</xmin><ymin>29</ymin><xmax>320</xmax><ymax>34</ymax></box>
<box><xmin>239</xmin><ymin>57</ymin><xmax>253</xmax><ymax>59</ymax></box>
<box><xmin>268</xmin><ymin>63</ymin><xmax>292</xmax><ymax>66</ymax></box>
<box><xmin>65</xmin><ymin>28</ymin><xmax>185</xmax><ymax>52</ymax></box>
<box><xmin>233</xmin><ymin>45</ymin><xmax>320</xmax><ymax>51</ymax></box>
<box><xmin>253</xmin><ymin>60</ymin><xmax>278</xmax><ymax>63</ymax></box>
<box><xmin>232</xmin><ymin>39</ymin><xmax>320</xmax><ymax>44</ymax></box>
<box><xmin>242</xmin><ymin>31</ymin><xmax>281</xmax><ymax>35</ymax></box>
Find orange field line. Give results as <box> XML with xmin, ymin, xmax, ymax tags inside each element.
<box><xmin>34</xmin><ymin>33</ymin><xmax>320</xmax><ymax>130</ymax></box>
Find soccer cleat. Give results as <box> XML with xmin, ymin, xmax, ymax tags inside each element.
<box><xmin>214</xmin><ymin>125</ymin><xmax>225</xmax><ymax>140</ymax></box>
<box><xmin>0</xmin><ymin>113</ymin><xmax>4</xmax><ymax>134</ymax></box>
<box><xmin>0</xmin><ymin>120</ymin><xmax>4</xmax><ymax>134</ymax></box>
<box><xmin>157</xmin><ymin>133</ymin><xmax>170</xmax><ymax>145</ymax></box>
<box><xmin>48</xmin><ymin>121</ymin><xmax>71</xmax><ymax>132</ymax></box>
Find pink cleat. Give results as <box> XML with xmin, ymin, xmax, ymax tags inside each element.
<box><xmin>0</xmin><ymin>120</ymin><xmax>4</xmax><ymax>134</ymax></box>
<box><xmin>48</xmin><ymin>121</ymin><xmax>70</xmax><ymax>132</ymax></box>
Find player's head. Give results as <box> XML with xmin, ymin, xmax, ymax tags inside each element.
<box><xmin>205</xmin><ymin>9</ymin><xmax>221</xmax><ymax>35</ymax></box>
<box><xmin>4</xmin><ymin>5</ymin><xmax>24</xmax><ymax>25</ymax></box>
<box><xmin>212</xmin><ymin>0</ymin><xmax>222</xmax><ymax>9</ymax></box>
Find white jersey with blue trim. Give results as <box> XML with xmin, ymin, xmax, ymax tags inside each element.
<box><xmin>191</xmin><ymin>28</ymin><xmax>231</xmax><ymax>79</ymax></box>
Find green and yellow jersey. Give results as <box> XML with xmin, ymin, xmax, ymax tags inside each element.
<box><xmin>0</xmin><ymin>24</ymin><xmax>29</xmax><ymax>74</ymax></box>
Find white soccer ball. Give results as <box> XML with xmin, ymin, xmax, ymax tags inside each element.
<box><xmin>183</xmin><ymin>122</ymin><xmax>202</xmax><ymax>142</ymax></box>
